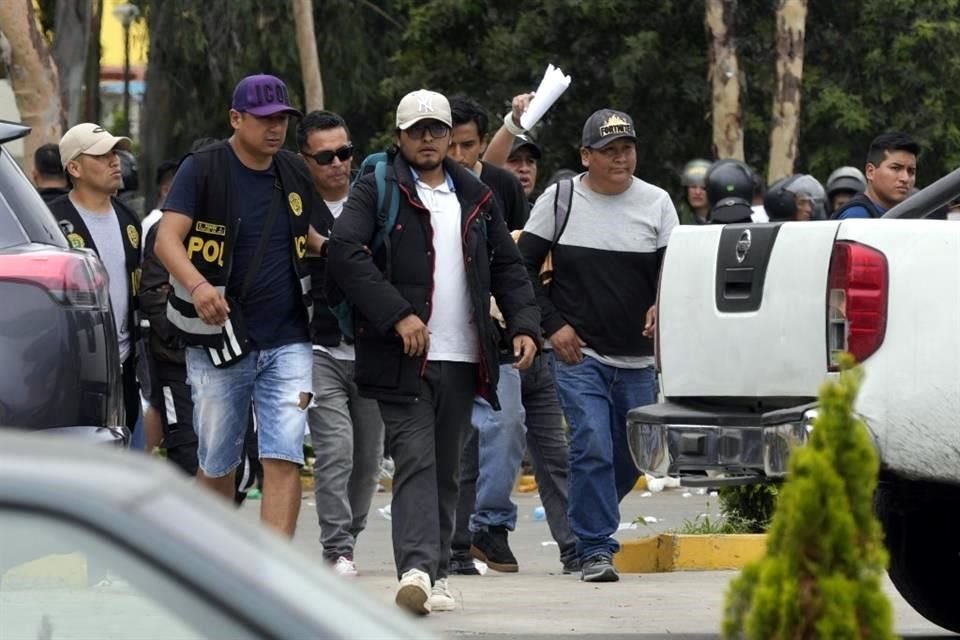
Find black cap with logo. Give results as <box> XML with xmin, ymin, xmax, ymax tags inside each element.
<box><xmin>581</xmin><ymin>109</ymin><xmax>637</xmax><ymax>149</ymax></box>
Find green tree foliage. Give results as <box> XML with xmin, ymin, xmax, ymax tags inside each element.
<box><xmin>388</xmin><ymin>0</ymin><xmax>960</xmax><ymax>196</ymax></box>
<box><xmin>32</xmin><ymin>0</ymin><xmax>957</xmax><ymax>205</ymax></box>
<box><xmin>722</xmin><ymin>361</ymin><xmax>894</xmax><ymax>640</ymax></box>
<box><xmin>387</xmin><ymin>0</ymin><xmax>711</xmax><ymax>191</ymax></box>
<box><xmin>137</xmin><ymin>0</ymin><xmax>402</xmax><ymax>207</ymax></box>
<box><xmin>800</xmin><ymin>0</ymin><xmax>960</xmax><ymax>185</ymax></box>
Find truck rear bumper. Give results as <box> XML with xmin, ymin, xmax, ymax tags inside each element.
<box><xmin>626</xmin><ymin>401</ymin><xmax>818</xmax><ymax>486</ymax></box>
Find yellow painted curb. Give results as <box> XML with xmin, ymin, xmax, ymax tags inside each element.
<box><xmin>1</xmin><ymin>553</ymin><xmax>88</xmax><ymax>588</ymax></box>
<box><xmin>614</xmin><ymin>534</ymin><xmax>767</xmax><ymax>573</ymax></box>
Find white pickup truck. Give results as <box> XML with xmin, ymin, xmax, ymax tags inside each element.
<box><xmin>626</xmin><ymin>180</ymin><xmax>960</xmax><ymax>633</ymax></box>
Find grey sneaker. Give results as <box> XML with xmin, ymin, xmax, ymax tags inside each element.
<box><xmin>581</xmin><ymin>554</ymin><xmax>619</xmax><ymax>583</ymax></box>
<box><xmin>429</xmin><ymin>577</ymin><xmax>456</xmax><ymax>612</ymax></box>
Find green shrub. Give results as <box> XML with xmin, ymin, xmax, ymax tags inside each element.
<box><xmin>719</xmin><ymin>484</ymin><xmax>780</xmax><ymax>534</ymax></box>
<box><xmin>722</xmin><ymin>360</ymin><xmax>894</xmax><ymax>639</ymax></box>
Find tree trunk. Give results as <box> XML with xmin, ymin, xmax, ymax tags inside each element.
<box><xmin>0</xmin><ymin>0</ymin><xmax>62</xmax><ymax>175</ymax></box>
<box><xmin>52</xmin><ymin>0</ymin><xmax>91</xmax><ymax>128</ymax></box>
<box><xmin>291</xmin><ymin>0</ymin><xmax>324</xmax><ymax>112</ymax></box>
<box><xmin>83</xmin><ymin>0</ymin><xmax>103</xmax><ymax>123</ymax></box>
<box><xmin>705</xmin><ymin>0</ymin><xmax>744</xmax><ymax>161</ymax></box>
<box><xmin>767</xmin><ymin>0</ymin><xmax>808</xmax><ymax>184</ymax></box>
<box><xmin>140</xmin><ymin>1</ymin><xmax>182</xmax><ymax>212</ymax></box>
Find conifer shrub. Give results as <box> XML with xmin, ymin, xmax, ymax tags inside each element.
<box><xmin>722</xmin><ymin>360</ymin><xmax>894</xmax><ymax>639</ymax></box>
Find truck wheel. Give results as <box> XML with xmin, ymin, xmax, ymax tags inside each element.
<box><xmin>879</xmin><ymin>494</ymin><xmax>960</xmax><ymax>633</ymax></box>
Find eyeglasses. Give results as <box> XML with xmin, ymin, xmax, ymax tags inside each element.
<box><xmin>307</xmin><ymin>144</ymin><xmax>353</xmax><ymax>166</ymax></box>
<box><xmin>404</xmin><ymin>121</ymin><xmax>450</xmax><ymax>140</ymax></box>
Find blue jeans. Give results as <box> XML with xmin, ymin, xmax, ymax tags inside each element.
<box><xmin>469</xmin><ymin>364</ymin><xmax>526</xmax><ymax>532</ymax></box>
<box><xmin>186</xmin><ymin>342</ymin><xmax>312</xmax><ymax>477</ymax></box>
<box><xmin>552</xmin><ymin>356</ymin><xmax>658</xmax><ymax>559</ymax></box>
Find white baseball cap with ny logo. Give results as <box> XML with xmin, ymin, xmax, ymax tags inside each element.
<box><xmin>396</xmin><ymin>89</ymin><xmax>452</xmax><ymax>130</ymax></box>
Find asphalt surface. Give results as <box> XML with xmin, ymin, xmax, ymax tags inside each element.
<box><xmin>239</xmin><ymin>487</ymin><xmax>958</xmax><ymax>639</ymax></box>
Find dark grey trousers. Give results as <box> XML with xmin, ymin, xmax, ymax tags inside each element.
<box><xmin>521</xmin><ymin>352</ymin><xmax>578</xmax><ymax>565</ymax></box>
<box><xmin>307</xmin><ymin>350</ymin><xmax>384</xmax><ymax>561</ymax></box>
<box><xmin>452</xmin><ymin>353</ymin><xmax>577</xmax><ymax>565</ymax></box>
<box><xmin>378</xmin><ymin>361</ymin><xmax>477</xmax><ymax>582</ymax></box>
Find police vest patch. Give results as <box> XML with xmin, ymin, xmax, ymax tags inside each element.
<box><xmin>195</xmin><ymin>221</ymin><xmax>226</xmax><ymax>236</ymax></box>
<box><xmin>126</xmin><ymin>225</ymin><xmax>140</xmax><ymax>249</ymax></box>
<box><xmin>288</xmin><ymin>192</ymin><xmax>303</xmax><ymax>216</ymax></box>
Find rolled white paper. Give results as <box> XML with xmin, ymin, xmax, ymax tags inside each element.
<box><xmin>519</xmin><ymin>63</ymin><xmax>572</xmax><ymax>131</ymax></box>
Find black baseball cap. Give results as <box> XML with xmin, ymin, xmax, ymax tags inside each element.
<box><xmin>509</xmin><ymin>133</ymin><xmax>541</xmax><ymax>159</ymax></box>
<box><xmin>581</xmin><ymin>108</ymin><xmax>636</xmax><ymax>149</ymax></box>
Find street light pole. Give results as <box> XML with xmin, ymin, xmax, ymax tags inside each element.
<box><xmin>112</xmin><ymin>3</ymin><xmax>140</xmax><ymax>137</ymax></box>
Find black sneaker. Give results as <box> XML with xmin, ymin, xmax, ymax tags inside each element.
<box><xmin>581</xmin><ymin>553</ymin><xmax>619</xmax><ymax>582</ymax></box>
<box><xmin>561</xmin><ymin>554</ymin><xmax>582</xmax><ymax>575</ymax></box>
<box><xmin>470</xmin><ymin>526</ymin><xmax>519</xmax><ymax>573</ymax></box>
<box><xmin>448</xmin><ymin>550</ymin><xmax>480</xmax><ymax>576</ymax></box>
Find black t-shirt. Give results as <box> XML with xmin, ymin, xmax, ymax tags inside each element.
<box><xmin>480</xmin><ymin>161</ymin><xmax>529</xmax><ymax>232</ymax></box>
<box><xmin>163</xmin><ymin>149</ymin><xmax>308</xmax><ymax>350</ymax></box>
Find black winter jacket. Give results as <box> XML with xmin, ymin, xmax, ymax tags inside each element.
<box><xmin>326</xmin><ymin>153</ymin><xmax>540</xmax><ymax>407</ymax></box>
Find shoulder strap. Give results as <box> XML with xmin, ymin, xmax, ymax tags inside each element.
<box><xmin>239</xmin><ymin>180</ymin><xmax>283</xmax><ymax>300</ymax></box>
<box><xmin>370</xmin><ymin>161</ymin><xmax>401</xmax><ymax>282</ymax></box>
<box><xmin>551</xmin><ymin>178</ymin><xmax>574</xmax><ymax>250</ymax></box>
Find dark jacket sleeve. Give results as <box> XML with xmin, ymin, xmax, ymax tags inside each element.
<box><xmin>517</xmin><ymin>231</ymin><xmax>566</xmax><ymax>338</ymax></box>
<box><xmin>487</xmin><ymin>199</ymin><xmax>541</xmax><ymax>347</ymax></box>
<box><xmin>326</xmin><ymin>175</ymin><xmax>415</xmax><ymax>335</ymax></box>
<box><xmin>506</xmin><ymin>177</ymin><xmax>530</xmax><ymax>232</ymax></box>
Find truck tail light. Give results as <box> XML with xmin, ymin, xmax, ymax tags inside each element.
<box><xmin>827</xmin><ymin>241</ymin><xmax>888</xmax><ymax>371</ymax></box>
<box><xmin>0</xmin><ymin>250</ymin><xmax>110</xmax><ymax>310</ymax></box>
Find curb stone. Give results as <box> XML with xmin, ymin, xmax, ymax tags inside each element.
<box><xmin>614</xmin><ymin>533</ymin><xmax>767</xmax><ymax>573</ymax></box>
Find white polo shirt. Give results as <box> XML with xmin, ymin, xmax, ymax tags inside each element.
<box><xmin>412</xmin><ymin>170</ymin><xmax>479</xmax><ymax>364</ymax></box>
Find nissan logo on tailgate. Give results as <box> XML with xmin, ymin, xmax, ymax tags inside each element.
<box><xmin>735</xmin><ymin>229</ymin><xmax>752</xmax><ymax>263</ymax></box>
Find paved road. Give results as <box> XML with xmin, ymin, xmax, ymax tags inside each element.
<box><xmin>241</xmin><ymin>488</ymin><xmax>957</xmax><ymax>639</ymax></box>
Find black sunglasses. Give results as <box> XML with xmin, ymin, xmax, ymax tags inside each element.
<box><xmin>307</xmin><ymin>144</ymin><xmax>354</xmax><ymax>166</ymax></box>
<box><xmin>404</xmin><ymin>121</ymin><xmax>451</xmax><ymax>140</ymax></box>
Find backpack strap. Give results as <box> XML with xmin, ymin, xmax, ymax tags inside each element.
<box><xmin>551</xmin><ymin>178</ymin><xmax>574</xmax><ymax>251</ymax></box>
<box><xmin>370</xmin><ymin>160</ymin><xmax>401</xmax><ymax>282</ymax></box>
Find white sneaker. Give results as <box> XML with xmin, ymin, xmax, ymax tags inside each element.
<box><xmin>429</xmin><ymin>578</ymin><xmax>456</xmax><ymax>612</ymax></box>
<box><xmin>333</xmin><ymin>556</ymin><xmax>358</xmax><ymax>577</ymax></box>
<box><xmin>395</xmin><ymin>568</ymin><xmax>431</xmax><ymax>615</ymax></box>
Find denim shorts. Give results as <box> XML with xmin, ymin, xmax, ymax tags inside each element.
<box><xmin>185</xmin><ymin>342</ymin><xmax>312</xmax><ymax>477</ymax></box>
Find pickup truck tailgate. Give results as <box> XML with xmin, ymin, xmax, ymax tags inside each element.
<box><xmin>659</xmin><ymin>222</ymin><xmax>840</xmax><ymax>399</ymax></box>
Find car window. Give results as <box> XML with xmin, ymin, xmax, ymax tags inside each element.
<box><xmin>0</xmin><ymin>509</ymin><xmax>257</xmax><ymax>640</ymax></box>
<box><xmin>0</xmin><ymin>149</ymin><xmax>69</xmax><ymax>248</ymax></box>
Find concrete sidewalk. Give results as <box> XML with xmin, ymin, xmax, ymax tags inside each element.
<box><xmin>242</xmin><ymin>489</ymin><xmax>957</xmax><ymax>638</ymax></box>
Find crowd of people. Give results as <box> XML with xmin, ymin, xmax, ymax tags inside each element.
<box><xmin>29</xmin><ymin>71</ymin><xmax>932</xmax><ymax>617</ymax></box>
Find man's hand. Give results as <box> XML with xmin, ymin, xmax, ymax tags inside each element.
<box><xmin>512</xmin><ymin>334</ymin><xmax>537</xmax><ymax>370</ymax></box>
<box><xmin>307</xmin><ymin>227</ymin><xmax>327</xmax><ymax>257</ymax></box>
<box><xmin>395</xmin><ymin>314</ymin><xmax>430</xmax><ymax>357</ymax></box>
<box><xmin>642</xmin><ymin>305</ymin><xmax>657</xmax><ymax>338</ymax></box>
<box><xmin>192</xmin><ymin>283</ymin><xmax>230</xmax><ymax>326</ymax></box>
<box><xmin>550</xmin><ymin>324</ymin><xmax>586</xmax><ymax>364</ymax></box>
<box><xmin>510</xmin><ymin>92</ymin><xmax>535</xmax><ymax>128</ymax></box>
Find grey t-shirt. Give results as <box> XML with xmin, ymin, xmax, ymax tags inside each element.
<box><xmin>74</xmin><ymin>199</ymin><xmax>130</xmax><ymax>363</ymax></box>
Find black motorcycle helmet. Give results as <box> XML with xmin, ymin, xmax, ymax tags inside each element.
<box><xmin>117</xmin><ymin>149</ymin><xmax>139</xmax><ymax>193</ymax></box>
<box><xmin>764</xmin><ymin>175</ymin><xmax>797</xmax><ymax>220</ymax></box>
<box><xmin>765</xmin><ymin>174</ymin><xmax>827</xmax><ymax>221</ymax></box>
<box><xmin>706</xmin><ymin>159</ymin><xmax>755</xmax><ymax>223</ymax></box>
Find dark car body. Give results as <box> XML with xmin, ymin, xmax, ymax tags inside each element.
<box><xmin>0</xmin><ymin>121</ymin><xmax>124</xmax><ymax>439</ymax></box>
<box><xmin>0</xmin><ymin>432</ymin><xmax>431</xmax><ymax>639</ymax></box>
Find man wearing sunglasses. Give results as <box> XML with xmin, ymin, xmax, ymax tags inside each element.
<box><xmin>327</xmin><ymin>89</ymin><xmax>541</xmax><ymax>615</ymax></box>
<box><xmin>296</xmin><ymin>111</ymin><xmax>385</xmax><ymax>578</ymax></box>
